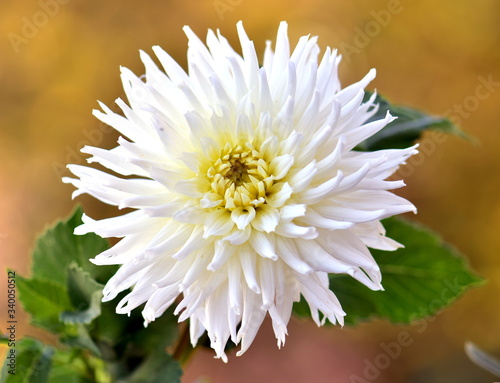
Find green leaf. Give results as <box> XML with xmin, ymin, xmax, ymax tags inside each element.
<box><xmin>89</xmin><ymin>300</ymin><xmax>179</xmax><ymax>378</ymax></box>
<box><xmin>0</xmin><ymin>338</ymin><xmax>53</xmax><ymax>383</ymax></box>
<box><xmin>47</xmin><ymin>349</ymin><xmax>92</xmax><ymax>383</ymax></box>
<box><xmin>60</xmin><ymin>264</ymin><xmax>104</xmax><ymax>325</ymax></box>
<box><xmin>127</xmin><ymin>306</ymin><xmax>179</xmax><ymax>353</ymax></box>
<box><xmin>294</xmin><ymin>217</ymin><xmax>483</xmax><ymax>325</ymax></box>
<box><xmin>31</xmin><ymin>206</ymin><xmax>112</xmax><ymax>285</ymax></box>
<box><xmin>60</xmin><ymin>324</ymin><xmax>101</xmax><ymax>357</ymax></box>
<box><xmin>90</xmin><ymin>299</ymin><xmax>131</xmax><ymax>348</ymax></box>
<box><xmin>92</xmin><ymin>295</ymin><xmax>178</xmax><ymax>353</ymax></box>
<box><xmin>357</xmin><ymin>92</ymin><xmax>466</xmax><ymax>151</ymax></box>
<box><xmin>120</xmin><ymin>351</ymin><xmax>182</xmax><ymax>383</ymax></box>
<box><xmin>16</xmin><ymin>276</ymin><xmax>72</xmax><ymax>333</ymax></box>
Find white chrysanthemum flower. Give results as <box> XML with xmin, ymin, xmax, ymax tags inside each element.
<box><xmin>64</xmin><ymin>21</ymin><xmax>417</xmax><ymax>361</ymax></box>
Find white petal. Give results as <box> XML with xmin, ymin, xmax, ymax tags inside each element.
<box><xmin>259</xmin><ymin>135</ymin><xmax>279</xmax><ymax>161</ymax></box>
<box><xmin>280</xmin><ymin>204</ymin><xmax>307</xmax><ymax>222</ymax></box>
<box><xmin>200</xmin><ymin>193</ymin><xmax>223</xmax><ymax>208</ymax></box>
<box><xmin>82</xmin><ymin>145</ymin><xmax>148</xmax><ymax>177</ymax></box>
<box><xmin>236</xmin><ymin>289</ymin><xmax>266</xmax><ymax>356</ymax></box>
<box><xmin>75</xmin><ymin>211</ymin><xmax>155</xmax><ymax>237</ymax></box>
<box><xmin>203</xmin><ymin>209</ymin><xmax>235</xmax><ymax>238</ymax></box>
<box><xmin>275</xmin><ymin>237</ymin><xmax>312</xmax><ymax>274</ymax></box>
<box><xmin>297</xmin><ymin>171</ymin><xmax>344</xmax><ymax>205</ymax></box>
<box><xmin>227</xmin><ymin>258</ymin><xmax>243</xmax><ymax>315</ymax></box>
<box><xmin>222</xmin><ymin>225</ymin><xmax>252</xmax><ymax>245</ymax></box>
<box><xmin>296</xmin><ymin>272</ymin><xmax>346</xmax><ymax>326</ymax></box>
<box><xmin>299</xmin><ymin>207</ymin><xmax>354</xmax><ymax>230</ymax></box>
<box><xmin>275</xmin><ymin>222</ymin><xmax>318</xmax><ymax>239</ymax></box>
<box><xmin>266</xmin><ymin>182</ymin><xmax>293</xmax><ymax>208</ymax></box>
<box><xmin>269</xmin><ymin>154</ymin><xmax>294</xmax><ymax>180</ymax></box>
<box><xmin>208</xmin><ymin>240</ymin><xmax>235</xmax><ymax>271</ymax></box>
<box><xmin>251</xmin><ymin>204</ymin><xmax>280</xmax><ymax>233</ymax></box>
<box><xmin>259</xmin><ymin>258</ymin><xmax>276</xmax><ymax>310</ymax></box>
<box><xmin>293</xmin><ymin>239</ymin><xmax>354</xmax><ymax>274</ymax></box>
<box><xmin>270</xmin><ymin>21</ymin><xmax>290</xmax><ymax>80</ymax></box>
<box><xmin>286</xmin><ymin>160</ymin><xmax>317</xmax><ymax>193</ymax></box>
<box><xmin>249</xmin><ymin>231</ymin><xmax>278</xmax><ymax>260</ymax></box>
<box><xmin>239</xmin><ymin>248</ymin><xmax>261</xmax><ymax>293</ymax></box>
<box><xmin>172</xmin><ymin>226</ymin><xmax>207</xmax><ymax>260</ymax></box>
<box><xmin>231</xmin><ymin>206</ymin><xmax>256</xmax><ymax>230</ymax></box>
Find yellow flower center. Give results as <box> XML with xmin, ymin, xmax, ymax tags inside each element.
<box><xmin>224</xmin><ymin>159</ymin><xmax>249</xmax><ymax>186</ymax></box>
<box><xmin>204</xmin><ymin>143</ymin><xmax>272</xmax><ymax>211</ymax></box>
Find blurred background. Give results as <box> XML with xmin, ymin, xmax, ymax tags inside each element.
<box><xmin>1</xmin><ymin>0</ymin><xmax>500</xmax><ymax>381</ymax></box>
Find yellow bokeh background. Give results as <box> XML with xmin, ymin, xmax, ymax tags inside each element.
<box><xmin>1</xmin><ymin>0</ymin><xmax>500</xmax><ymax>382</ymax></box>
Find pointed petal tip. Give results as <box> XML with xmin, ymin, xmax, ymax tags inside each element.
<box><xmin>214</xmin><ymin>351</ymin><xmax>229</xmax><ymax>363</ymax></box>
<box><xmin>89</xmin><ymin>257</ymin><xmax>100</xmax><ymax>265</ymax></box>
<box><xmin>73</xmin><ymin>226</ymin><xmax>88</xmax><ymax>236</ymax></box>
<box><xmin>151</xmin><ymin>45</ymin><xmax>166</xmax><ymax>56</ymax></box>
<box><xmin>182</xmin><ymin>25</ymin><xmax>195</xmax><ymax>37</ymax></box>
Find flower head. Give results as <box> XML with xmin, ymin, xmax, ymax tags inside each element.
<box><xmin>64</xmin><ymin>21</ymin><xmax>417</xmax><ymax>361</ymax></box>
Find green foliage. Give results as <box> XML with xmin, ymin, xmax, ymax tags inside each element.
<box><xmin>121</xmin><ymin>352</ymin><xmax>182</xmax><ymax>383</ymax></box>
<box><xmin>357</xmin><ymin>92</ymin><xmax>466</xmax><ymax>151</ymax></box>
<box><xmin>0</xmin><ymin>338</ymin><xmax>53</xmax><ymax>383</ymax></box>
<box><xmin>2</xmin><ymin>207</ymin><xmax>181</xmax><ymax>383</ymax></box>
<box><xmin>294</xmin><ymin>217</ymin><xmax>484</xmax><ymax>325</ymax></box>
<box><xmin>61</xmin><ymin>264</ymin><xmax>104</xmax><ymax>325</ymax></box>
<box><xmin>59</xmin><ymin>324</ymin><xmax>101</xmax><ymax>357</ymax></box>
<box><xmin>47</xmin><ymin>350</ymin><xmax>93</xmax><ymax>383</ymax></box>
<box><xmin>31</xmin><ymin>206</ymin><xmax>112</xmax><ymax>285</ymax></box>
<box><xmin>16</xmin><ymin>276</ymin><xmax>72</xmax><ymax>333</ymax></box>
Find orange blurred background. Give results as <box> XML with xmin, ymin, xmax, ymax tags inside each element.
<box><xmin>1</xmin><ymin>0</ymin><xmax>500</xmax><ymax>382</ymax></box>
